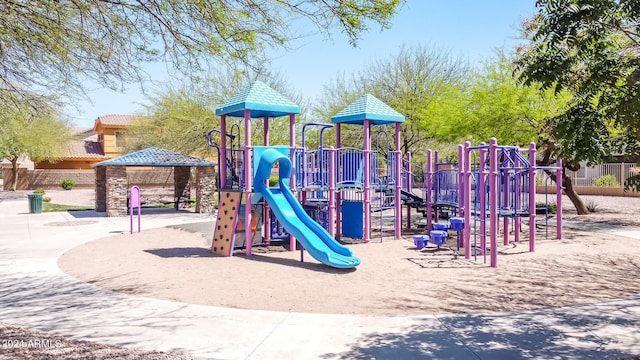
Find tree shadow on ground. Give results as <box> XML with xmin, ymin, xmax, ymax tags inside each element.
<box><xmin>323</xmin><ymin>297</ymin><xmax>640</xmax><ymax>359</ymax></box>
<box><xmin>144</xmin><ymin>247</ymin><xmax>214</xmax><ymax>258</ymax></box>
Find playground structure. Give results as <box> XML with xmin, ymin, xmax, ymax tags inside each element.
<box><xmin>295</xmin><ymin>96</ymin><xmax>430</xmax><ymax>243</ymax></box>
<box><xmin>207</xmin><ymin>82</ymin><xmax>429</xmax><ymax>266</ymax></box>
<box><xmin>206</xmin><ymin>81</ymin><xmax>564</xmax><ymax>269</ymax></box>
<box><xmin>423</xmin><ymin>138</ymin><xmax>563</xmax><ymax>267</ymax></box>
<box><xmin>209</xmin><ymin>81</ymin><xmax>303</xmax><ymax>259</ymax></box>
<box><xmin>328</xmin><ymin>94</ymin><xmax>406</xmax><ymax>243</ymax></box>
<box><xmin>209</xmin><ymin>82</ymin><xmax>415</xmax><ymax>268</ymax></box>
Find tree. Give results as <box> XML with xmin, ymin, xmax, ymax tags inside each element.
<box><xmin>516</xmin><ymin>0</ymin><xmax>640</xmax><ymax>195</ymax></box>
<box><xmin>125</xmin><ymin>83</ymin><xmax>216</xmax><ymax>157</ymax></box>
<box><xmin>0</xmin><ymin>96</ymin><xmax>73</xmax><ymax>190</ymax></box>
<box><xmin>365</xmin><ymin>45</ymin><xmax>469</xmax><ymax>160</ymax></box>
<box><xmin>314</xmin><ymin>44</ymin><xmax>469</xmax><ymax>162</ymax></box>
<box><xmin>126</xmin><ymin>65</ymin><xmax>307</xmax><ymax>156</ymax></box>
<box><xmin>451</xmin><ymin>53</ymin><xmax>551</xmax><ymax>145</ymax></box>
<box><xmin>447</xmin><ymin>52</ymin><xmax>598</xmax><ymax>213</ymax></box>
<box><xmin>0</xmin><ymin>0</ymin><xmax>403</xmax><ymax>106</ymax></box>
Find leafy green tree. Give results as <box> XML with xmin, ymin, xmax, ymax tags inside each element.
<box><xmin>311</xmin><ymin>73</ymin><xmax>364</xmax><ymax>148</ymax></box>
<box><xmin>365</xmin><ymin>45</ymin><xmax>469</xmax><ymax>159</ymax></box>
<box><xmin>314</xmin><ymin>44</ymin><xmax>469</xmax><ymax>162</ymax></box>
<box><xmin>454</xmin><ymin>55</ymin><xmax>543</xmax><ymax>145</ymax></box>
<box><xmin>516</xmin><ymin>0</ymin><xmax>640</xmax><ymax>193</ymax></box>
<box><xmin>126</xmin><ymin>65</ymin><xmax>306</xmax><ymax>157</ymax></box>
<box><xmin>457</xmin><ymin>53</ymin><xmax>602</xmax><ymax>213</ymax></box>
<box><xmin>125</xmin><ymin>83</ymin><xmax>216</xmax><ymax>157</ymax></box>
<box><xmin>0</xmin><ymin>0</ymin><xmax>403</xmax><ymax>106</ymax></box>
<box><xmin>424</xmin><ymin>50</ymin><xmax>601</xmax><ymax>213</ymax></box>
<box><xmin>0</xmin><ymin>96</ymin><xmax>73</xmax><ymax>190</ymax></box>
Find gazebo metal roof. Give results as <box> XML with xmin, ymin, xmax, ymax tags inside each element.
<box><xmin>92</xmin><ymin>147</ymin><xmax>217</xmax><ymax>167</ymax></box>
<box><xmin>331</xmin><ymin>94</ymin><xmax>405</xmax><ymax>125</ymax></box>
<box><xmin>215</xmin><ymin>81</ymin><xmax>301</xmax><ymax>118</ymax></box>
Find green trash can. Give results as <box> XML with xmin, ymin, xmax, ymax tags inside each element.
<box><xmin>28</xmin><ymin>193</ymin><xmax>43</xmax><ymax>214</ymax></box>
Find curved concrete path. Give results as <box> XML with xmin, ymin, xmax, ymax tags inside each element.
<box><xmin>0</xmin><ymin>198</ymin><xmax>639</xmax><ymax>359</ymax></box>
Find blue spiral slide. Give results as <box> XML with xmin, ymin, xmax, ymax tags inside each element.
<box><xmin>254</xmin><ymin>148</ymin><xmax>360</xmax><ymax>269</ymax></box>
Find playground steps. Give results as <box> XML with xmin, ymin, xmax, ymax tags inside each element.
<box><xmin>399</xmin><ymin>189</ymin><xmax>429</xmax><ymax>217</ymax></box>
<box><xmin>211</xmin><ymin>191</ymin><xmax>242</xmax><ymax>257</ymax></box>
<box><xmin>400</xmin><ymin>189</ymin><xmax>424</xmax><ymax>205</ymax></box>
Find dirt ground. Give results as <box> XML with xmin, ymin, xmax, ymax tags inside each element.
<box><xmin>58</xmin><ymin>194</ymin><xmax>640</xmax><ymax>316</ymax></box>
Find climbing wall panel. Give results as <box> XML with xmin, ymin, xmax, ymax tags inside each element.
<box><xmin>211</xmin><ymin>191</ymin><xmax>242</xmax><ymax>256</ymax></box>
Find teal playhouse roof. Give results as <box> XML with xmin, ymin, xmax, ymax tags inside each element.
<box><xmin>331</xmin><ymin>94</ymin><xmax>405</xmax><ymax>125</ymax></box>
<box><xmin>92</xmin><ymin>147</ymin><xmax>216</xmax><ymax>167</ymax></box>
<box><xmin>215</xmin><ymin>81</ymin><xmax>301</xmax><ymax>118</ymax></box>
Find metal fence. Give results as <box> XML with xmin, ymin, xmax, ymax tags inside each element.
<box><xmin>564</xmin><ymin>162</ymin><xmax>638</xmax><ymax>187</ymax></box>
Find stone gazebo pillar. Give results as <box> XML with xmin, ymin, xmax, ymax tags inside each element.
<box><xmin>174</xmin><ymin>166</ymin><xmax>191</xmax><ymax>208</ymax></box>
<box><xmin>106</xmin><ymin>165</ymin><xmax>127</xmax><ymax>217</ymax></box>
<box><xmin>196</xmin><ymin>166</ymin><xmax>216</xmax><ymax>214</ymax></box>
<box><xmin>95</xmin><ymin>166</ymin><xmax>107</xmax><ymax>212</ymax></box>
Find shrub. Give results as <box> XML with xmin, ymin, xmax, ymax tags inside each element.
<box><xmin>586</xmin><ymin>200</ymin><xmax>599</xmax><ymax>213</ymax></box>
<box><xmin>535</xmin><ymin>202</ymin><xmax>557</xmax><ymax>214</ymax></box>
<box><xmin>33</xmin><ymin>188</ymin><xmax>46</xmax><ymax>195</ymax></box>
<box><xmin>592</xmin><ymin>174</ymin><xmax>619</xmax><ymax>187</ymax></box>
<box><xmin>269</xmin><ymin>176</ymin><xmax>279</xmax><ymax>187</ymax></box>
<box><xmin>42</xmin><ymin>197</ymin><xmax>51</xmax><ymax>203</ymax></box>
<box><xmin>60</xmin><ymin>178</ymin><xmax>76</xmax><ymax>190</ymax></box>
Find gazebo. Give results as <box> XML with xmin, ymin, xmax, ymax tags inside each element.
<box><xmin>92</xmin><ymin>147</ymin><xmax>217</xmax><ymax>217</ymax></box>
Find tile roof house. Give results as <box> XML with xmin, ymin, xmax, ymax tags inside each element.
<box><xmin>36</xmin><ymin>114</ymin><xmax>143</xmax><ymax>169</ymax></box>
<box><xmin>94</xmin><ymin>114</ymin><xmax>147</xmax><ymax>159</ymax></box>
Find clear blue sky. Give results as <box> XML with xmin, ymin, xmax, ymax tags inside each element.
<box><xmin>69</xmin><ymin>0</ymin><xmax>537</xmax><ymax>128</ymax></box>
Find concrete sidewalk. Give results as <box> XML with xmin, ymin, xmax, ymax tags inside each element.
<box><xmin>0</xmin><ymin>198</ymin><xmax>639</xmax><ymax>359</ymax></box>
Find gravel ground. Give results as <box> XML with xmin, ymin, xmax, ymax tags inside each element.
<box><xmin>558</xmin><ymin>194</ymin><xmax>640</xmax><ymax>226</ymax></box>
<box><xmin>0</xmin><ymin>322</ymin><xmax>203</xmax><ymax>360</ymax></box>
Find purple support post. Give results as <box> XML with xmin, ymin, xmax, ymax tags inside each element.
<box><xmin>263</xmin><ymin>116</ymin><xmax>269</xmax><ymax>145</ymax></box>
<box><xmin>329</xmin><ymin>146</ymin><xmax>336</xmax><ymax>237</ymax></box>
<box><xmin>514</xmin><ymin>150</ymin><xmax>521</xmax><ymax>243</ymax></box>
<box><xmin>503</xmin><ymin>150</ymin><xmax>510</xmax><ymax>246</ymax></box>
<box><xmin>394</xmin><ymin>122</ymin><xmax>402</xmax><ymax>239</ymax></box>
<box><xmin>220</xmin><ymin>115</ymin><xmax>227</xmax><ymax>188</ymax></box>
<box><xmin>489</xmin><ymin>138</ymin><xmax>499</xmax><ymax>267</ymax></box>
<box><xmin>289</xmin><ymin>113</ymin><xmax>296</xmax><ymax>251</ymax></box>
<box><xmin>335</xmin><ymin>124</ymin><xmax>342</xmax><ymax>239</ymax></box>
<box><xmin>457</xmin><ymin>145</ymin><xmax>465</xmax><ymax>253</ymax></box>
<box><xmin>528</xmin><ymin>142</ymin><xmax>537</xmax><ymax>251</ymax></box>
<box><xmin>479</xmin><ymin>143</ymin><xmax>487</xmax><ymax>251</ymax></box>
<box><xmin>556</xmin><ymin>159</ymin><xmax>563</xmax><ymax>240</ymax></box>
<box><xmin>405</xmin><ymin>152</ymin><xmax>411</xmax><ymax>230</ymax></box>
<box><xmin>363</xmin><ymin>119</ymin><xmax>371</xmax><ymax>243</ymax></box>
<box><xmin>129</xmin><ymin>185</ymin><xmax>141</xmax><ymax>234</ymax></box>
<box><xmin>302</xmin><ymin>143</ymin><xmax>308</xmax><ymax>191</ymax></box>
<box><xmin>426</xmin><ymin>149</ymin><xmax>433</xmax><ymax>232</ymax></box>
<box><xmin>289</xmin><ymin>114</ymin><xmax>297</xmax><ymax>196</ymax></box>
<box><xmin>406</xmin><ymin>152</ymin><xmax>412</xmax><ymax>192</ymax></box>
<box><xmin>463</xmin><ymin>142</ymin><xmax>472</xmax><ymax>259</ymax></box>
<box><xmin>243</xmin><ymin>109</ymin><xmax>253</xmax><ymax>256</ymax></box>
<box><xmin>457</xmin><ymin>144</ymin><xmax>465</xmax><ymax>220</ymax></box>
<box><xmin>433</xmin><ymin>150</ymin><xmax>440</xmax><ymax>222</ymax></box>
<box><xmin>263</xmin><ymin>116</ymin><xmax>270</xmax><ymax>247</ymax></box>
